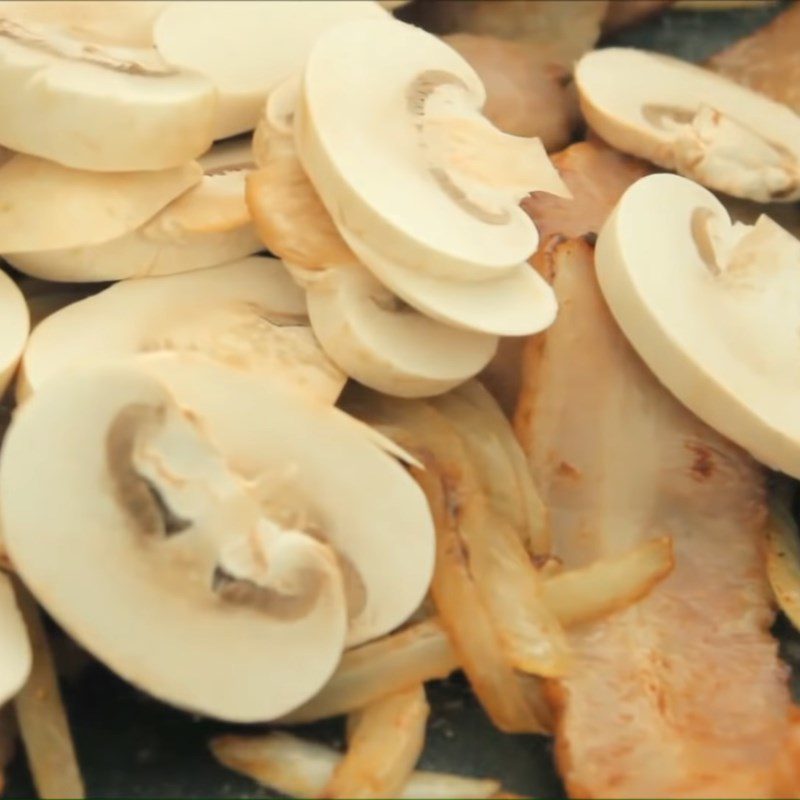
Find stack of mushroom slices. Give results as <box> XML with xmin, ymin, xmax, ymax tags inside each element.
<box><xmin>0</xmin><ymin>0</ymin><xmax>391</xmax><ymax>283</ymax></box>
<box><xmin>574</xmin><ymin>47</ymin><xmax>800</xmax><ymax>479</ymax></box>
<box><xmin>247</xmin><ymin>17</ymin><xmax>570</xmax><ymax>398</ymax></box>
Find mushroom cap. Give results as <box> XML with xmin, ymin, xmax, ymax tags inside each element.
<box><xmin>303</xmin><ymin>263</ymin><xmax>498</xmax><ymax>397</ymax></box>
<box><xmin>0</xmin><ymin>154</ymin><xmax>202</xmax><ymax>254</ymax></box>
<box><xmin>140</xmin><ymin>354</ymin><xmax>436</xmax><ymax>647</ymax></box>
<box><xmin>596</xmin><ymin>172</ymin><xmax>800</xmax><ymax>477</ymax></box>
<box><xmin>575</xmin><ymin>48</ymin><xmax>800</xmax><ymax>202</ymax></box>
<box><xmin>0</xmin><ymin>573</ymin><xmax>31</xmax><ymax>704</ymax></box>
<box><xmin>0</xmin><ymin>16</ymin><xmax>216</xmax><ymax>170</ymax></box>
<box><xmin>7</xmin><ymin>166</ymin><xmax>262</xmax><ymax>282</ymax></box>
<box><xmin>19</xmin><ymin>256</ymin><xmax>346</xmax><ymax>406</ymax></box>
<box><xmin>296</xmin><ymin>18</ymin><xmax>555</xmax><ymax>280</ymax></box>
<box><xmin>0</xmin><ymin>363</ymin><xmax>350</xmax><ymax>721</ymax></box>
<box><xmin>340</xmin><ymin>225</ymin><xmax>557</xmax><ymax>337</ymax></box>
<box><xmin>0</xmin><ymin>268</ymin><xmax>29</xmax><ymax>396</ymax></box>
<box><xmin>153</xmin><ymin>1</ymin><xmax>386</xmax><ymax>141</ymax></box>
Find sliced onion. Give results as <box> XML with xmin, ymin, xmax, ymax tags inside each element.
<box><xmin>14</xmin><ymin>585</ymin><xmax>84</xmax><ymax>799</ymax></box>
<box><xmin>282</xmin><ymin>619</ymin><xmax>457</xmax><ymax>724</ymax></box>
<box><xmin>325</xmin><ymin>684</ymin><xmax>428</xmax><ymax>799</ymax></box>
<box><xmin>542</xmin><ymin>537</ymin><xmax>674</xmax><ymax>627</ymax></box>
<box><xmin>211</xmin><ymin>731</ymin><xmax>501</xmax><ymax>799</ymax></box>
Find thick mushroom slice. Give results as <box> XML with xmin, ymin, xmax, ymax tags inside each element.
<box><xmin>297</xmin><ymin>18</ymin><xmax>568</xmax><ymax>281</ymax></box>
<box><xmin>596</xmin><ymin>172</ymin><xmax>800</xmax><ymax>477</ymax></box>
<box><xmin>1</xmin><ymin>1</ymin><xmax>167</xmax><ymax>47</ymax></box>
<box><xmin>575</xmin><ymin>48</ymin><xmax>800</xmax><ymax>202</ymax></box>
<box><xmin>153</xmin><ymin>1</ymin><xmax>386</xmax><ymax>141</ymax></box>
<box><xmin>7</xmin><ymin>144</ymin><xmax>262</xmax><ymax>282</ymax></box>
<box><xmin>302</xmin><ymin>263</ymin><xmax>498</xmax><ymax>397</ymax></box>
<box><xmin>19</xmin><ymin>256</ymin><xmax>346</xmax><ymax>406</ymax></box>
<box><xmin>340</xmin><ymin>225</ymin><xmax>557</xmax><ymax>337</ymax></box>
<box><xmin>139</xmin><ymin>355</ymin><xmax>435</xmax><ymax>648</ymax></box>
<box><xmin>0</xmin><ymin>269</ymin><xmax>29</xmax><ymax>396</ymax></box>
<box><xmin>0</xmin><ymin>363</ymin><xmax>349</xmax><ymax>721</ymax></box>
<box><xmin>0</xmin><ymin>154</ymin><xmax>202</xmax><ymax>255</ymax></box>
<box><xmin>0</xmin><ymin>14</ymin><xmax>215</xmax><ymax>170</ymax></box>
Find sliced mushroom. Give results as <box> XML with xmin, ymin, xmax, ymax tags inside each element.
<box><xmin>0</xmin><ymin>14</ymin><xmax>215</xmax><ymax>170</ymax></box>
<box><xmin>296</xmin><ymin>17</ymin><xmax>568</xmax><ymax>281</ymax></box>
<box><xmin>0</xmin><ymin>363</ymin><xmax>348</xmax><ymax>721</ymax></box>
<box><xmin>302</xmin><ymin>263</ymin><xmax>498</xmax><ymax>397</ymax></box>
<box><xmin>7</xmin><ymin>144</ymin><xmax>262</xmax><ymax>282</ymax></box>
<box><xmin>575</xmin><ymin>48</ymin><xmax>800</xmax><ymax>202</ymax></box>
<box><xmin>596</xmin><ymin>172</ymin><xmax>800</xmax><ymax>477</ymax></box>
<box><xmin>153</xmin><ymin>1</ymin><xmax>386</xmax><ymax>141</ymax></box>
<box><xmin>247</xmin><ymin>78</ymin><xmax>357</xmax><ymax>272</ymax></box>
<box><xmin>19</xmin><ymin>256</ymin><xmax>346</xmax><ymax>406</ymax></box>
<box><xmin>339</xmin><ymin>225</ymin><xmax>557</xmax><ymax>337</ymax></box>
<box><xmin>0</xmin><ymin>154</ymin><xmax>202</xmax><ymax>255</ymax></box>
<box><xmin>1</xmin><ymin>1</ymin><xmax>167</xmax><ymax>47</ymax></box>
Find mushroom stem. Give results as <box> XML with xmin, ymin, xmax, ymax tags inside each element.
<box><xmin>121</xmin><ymin>401</ymin><xmax>340</xmax><ymax>619</ymax></box>
<box><xmin>657</xmin><ymin>104</ymin><xmax>800</xmax><ymax>202</ymax></box>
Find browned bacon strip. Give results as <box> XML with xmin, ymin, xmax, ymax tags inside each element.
<box><xmin>515</xmin><ymin>234</ymin><xmax>800</xmax><ymax>797</ymax></box>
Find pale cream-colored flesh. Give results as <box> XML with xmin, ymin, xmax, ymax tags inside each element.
<box><xmin>515</xmin><ymin>237</ymin><xmax>800</xmax><ymax>798</ymax></box>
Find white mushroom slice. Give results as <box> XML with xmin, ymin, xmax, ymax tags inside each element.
<box><xmin>0</xmin><ymin>17</ymin><xmax>215</xmax><ymax>170</ymax></box>
<box><xmin>0</xmin><ymin>154</ymin><xmax>202</xmax><ymax>254</ymax></box>
<box><xmin>19</xmin><ymin>256</ymin><xmax>346</xmax><ymax>405</ymax></box>
<box><xmin>1</xmin><ymin>1</ymin><xmax>167</xmax><ymax>47</ymax></box>
<box><xmin>7</xmin><ymin>167</ymin><xmax>262</xmax><ymax>282</ymax></box>
<box><xmin>596</xmin><ymin>172</ymin><xmax>800</xmax><ymax>477</ymax></box>
<box><xmin>0</xmin><ymin>364</ymin><xmax>349</xmax><ymax>720</ymax></box>
<box><xmin>576</xmin><ymin>48</ymin><xmax>800</xmax><ymax>202</ymax></box>
<box><xmin>137</xmin><ymin>354</ymin><xmax>435</xmax><ymax>647</ymax></box>
<box><xmin>340</xmin><ymin>225</ymin><xmax>557</xmax><ymax>337</ymax></box>
<box><xmin>297</xmin><ymin>18</ymin><xmax>568</xmax><ymax>281</ymax></box>
<box><xmin>0</xmin><ymin>269</ymin><xmax>29</xmax><ymax>396</ymax></box>
<box><xmin>303</xmin><ymin>263</ymin><xmax>498</xmax><ymax>397</ymax></box>
<box><xmin>154</xmin><ymin>1</ymin><xmax>386</xmax><ymax>141</ymax></box>
<box><xmin>0</xmin><ymin>574</ymin><xmax>31</xmax><ymax>704</ymax></box>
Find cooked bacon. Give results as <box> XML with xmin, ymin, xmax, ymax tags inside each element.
<box><xmin>483</xmin><ymin>140</ymin><xmax>650</xmax><ymax>416</ymax></box>
<box><xmin>515</xmin><ymin>236</ymin><xmax>800</xmax><ymax>798</ymax></box>
<box><xmin>523</xmin><ymin>140</ymin><xmax>651</xmax><ymax>249</ymax></box>
<box><xmin>601</xmin><ymin>1</ymin><xmax>673</xmax><ymax>35</ymax></box>
<box><xmin>443</xmin><ymin>33</ymin><xmax>579</xmax><ymax>151</ymax></box>
<box><xmin>708</xmin><ymin>2</ymin><xmax>800</xmax><ymax>114</ymax></box>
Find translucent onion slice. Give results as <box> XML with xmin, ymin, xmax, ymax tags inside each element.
<box><xmin>211</xmin><ymin>731</ymin><xmax>501</xmax><ymax>799</ymax></box>
<box><xmin>324</xmin><ymin>685</ymin><xmax>428</xmax><ymax>799</ymax></box>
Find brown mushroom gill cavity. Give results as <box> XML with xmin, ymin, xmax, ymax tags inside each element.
<box><xmin>407</xmin><ymin>70</ymin><xmax>510</xmax><ymax>226</ymax></box>
<box><xmin>107</xmin><ymin>403</ymin><xmax>190</xmax><ymax>537</ymax></box>
<box><xmin>211</xmin><ymin>563</ymin><xmax>324</xmax><ymax>621</ymax></box>
<box><xmin>691</xmin><ymin>207</ymin><xmax>721</xmax><ymax>276</ymax></box>
<box><xmin>107</xmin><ymin>401</ymin><xmax>350</xmax><ymax>621</ymax></box>
<box><xmin>0</xmin><ymin>18</ymin><xmax>176</xmax><ymax>76</ymax></box>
